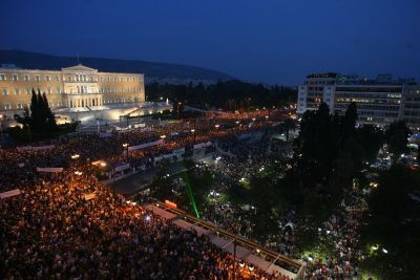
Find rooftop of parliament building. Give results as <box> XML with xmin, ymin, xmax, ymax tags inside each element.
<box><xmin>304</xmin><ymin>72</ymin><xmax>417</xmax><ymax>86</ymax></box>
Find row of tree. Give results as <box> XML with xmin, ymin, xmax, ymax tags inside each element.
<box><xmin>10</xmin><ymin>89</ymin><xmax>78</xmax><ymax>143</ymax></box>
<box><xmin>361</xmin><ymin>165</ymin><xmax>420</xmax><ymax>279</ymax></box>
<box><xmin>15</xmin><ymin>89</ymin><xmax>57</xmax><ymax>133</ymax></box>
<box><xmin>146</xmin><ymin>80</ymin><xmax>296</xmax><ymax>111</ymax></box>
<box><xmin>294</xmin><ymin>102</ymin><xmax>412</xmax><ymax>189</ymax></box>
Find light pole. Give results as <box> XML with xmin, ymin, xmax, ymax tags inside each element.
<box><xmin>122</xmin><ymin>143</ymin><xmax>129</xmax><ymax>162</ymax></box>
<box><xmin>191</xmin><ymin>129</ymin><xmax>196</xmax><ymax>144</ymax></box>
<box><xmin>233</xmin><ymin>238</ymin><xmax>237</xmax><ymax>280</ymax></box>
<box><xmin>0</xmin><ymin>114</ymin><xmax>3</xmax><ymax>144</ymax></box>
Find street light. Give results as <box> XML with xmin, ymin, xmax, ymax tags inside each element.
<box><xmin>191</xmin><ymin>129</ymin><xmax>196</xmax><ymax>144</ymax></box>
<box><xmin>160</xmin><ymin>135</ymin><xmax>166</xmax><ymax>140</ymax></box>
<box><xmin>122</xmin><ymin>143</ymin><xmax>129</xmax><ymax>162</ymax></box>
<box><xmin>71</xmin><ymin>154</ymin><xmax>80</xmax><ymax>160</ymax></box>
<box><xmin>214</xmin><ymin>124</ymin><xmax>220</xmax><ymax>129</ymax></box>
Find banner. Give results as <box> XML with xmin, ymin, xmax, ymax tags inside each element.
<box><xmin>114</xmin><ymin>163</ymin><xmax>130</xmax><ymax>172</ymax></box>
<box><xmin>193</xmin><ymin>141</ymin><xmax>212</xmax><ymax>150</ymax></box>
<box><xmin>0</xmin><ymin>189</ymin><xmax>21</xmax><ymax>199</ymax></box>
<box><xmin>18</xmin><ymin>145</ymin><xmax>55</xmax><ymax>151</ymax></box>
<box><xmin>36</xmin><ymin>167</ymin><xmax>64</xmax><ymax>173</ymax></box>
<box><xmin>84</xmin><ymin>193</ymin><xmax>96</xmax><ymax>201</ymax></box>
<box><xmin>128</xmin><ymin>139</ymin><xmax>164</xmax><ymax>151</ymax></box>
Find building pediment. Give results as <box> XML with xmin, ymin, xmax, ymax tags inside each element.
<box><xmin>61</xmin><ymin>64</ymin><xmax>98</xmax><ymax>72</ymax></box>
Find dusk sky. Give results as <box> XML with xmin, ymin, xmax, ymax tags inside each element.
<box><xmin>0</xmin><ymin>0</ymin><xmax>419</xmax><ymax>85</ymax></box>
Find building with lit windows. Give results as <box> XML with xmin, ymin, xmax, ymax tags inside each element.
<box><xmin>297</xmin><ymin>73</ymin><xmax>419</xmax><ymax>127</ymax></box>
<box><xmin>0</xmin><ymin>64</ymin><xmax>145</xmax><ymax>111</ymax></box>
<box><xmin>296</xmin><ymin>73</ymin><xmax>337</xmax><ymax>114</ymax></box>
<box><xmin>401</xmin><ymin>85</ymin><xmax>420</xmax><ymax>128</ymax></box>
<box><xmin>0</xmin><ymin>64</ymin><xmax>175</xmax><ymax>124</ymax></box>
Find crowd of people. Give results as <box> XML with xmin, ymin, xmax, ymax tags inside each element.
<box><xmin>158</xmin><ymin>120</ymin><xmax>366</xmax><ymax>280</ymax></box>
<box><xmin>1</xmin><ymin>113</ymin><xmax>294</xmax><ymax>279</ymax></box>
<box><xmin>174</xmin><ymin>129</ymin><xmax>298</xmax><ymax>258</ymax></box>
<box><xmin>304</xmin><ymin>191</ymin><xmax>365</xmax><ymax>279</ymax></box>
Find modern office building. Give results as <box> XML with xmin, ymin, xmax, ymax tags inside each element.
<box><xmin>297</xmin><ymin>73</ymin><xmax>420</xmax><ymax>127</ymax></box>
<box><xmin>401</xmin><ymin>85</ymin><xmax>420</xmax><ymax>127</ymax></box>
<box><xmin>297</xmin><ymin>73</ymin><xmax>337</xmax><ymax>113</ymax></box>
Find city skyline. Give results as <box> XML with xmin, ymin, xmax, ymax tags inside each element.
<box><xmin>1</xmin><ymin>0</ymin><xmax>419</xmax><ymax>85</ymax></box>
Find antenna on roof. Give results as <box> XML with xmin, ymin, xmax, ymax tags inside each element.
<box><xmin>76</xmin><ymin>53</ymin><xmax>80</xmax><ymax>65</ymax></box>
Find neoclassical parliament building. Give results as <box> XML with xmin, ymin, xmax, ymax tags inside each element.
<box><xmin>0</xmin><ymin>64</ymin><xmax>145</xmax><ymax>117</ymax></box>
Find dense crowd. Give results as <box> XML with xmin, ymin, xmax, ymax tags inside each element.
<box><xmin>167</xmin><ymin>125</ymin><xmax>365</xmax><ymax>280</ymax></box>
<box><xmin>1</xmin><ymin>115</ymin><xmax>293</xmax><ymax>279</ymax></box>
<box><xmin>304</xmin><ymin>191</ymin><xmax>365</xmax><ymax>280</ymax></box>
<box><xmin>1</xmin><ymin>172</ymin><xmax>290</xmax><ymax>279</ymax></box>
<box><xmin>183</xmin><ymin>131</ymin><xmax>297</xmax><ymax>257</ymax></box>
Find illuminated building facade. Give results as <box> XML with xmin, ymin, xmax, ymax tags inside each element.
<box><xmin>0</xmin><ymin>64</ymin><xmax>145</xmax><ymax>115</ymax></box>
<box><xmin>297</xmin><ymin>73</ymin><xmax>337</xmax><ymax>114</ymax></box>
<box><xmin>298</xmin><ymin>73</ymin><xmax>419</xmax><ymax>126</ymax></box>
<box><xmin>401</xmin><ymin>85</ymin><xmax>420</xmax><ymax>127</ymax></box>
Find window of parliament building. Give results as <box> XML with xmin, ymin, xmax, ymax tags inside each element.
<box><xmin>0</xmin><ymin>64</ymin><xmax>145</xmax><ymax>113</ymax></box>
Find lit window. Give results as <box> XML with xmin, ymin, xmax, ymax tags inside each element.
<box><xmin>13</xmin><ymin>75</ymin><xmax>18</xmax><ymax>81</ymax></box>
<box><xmin>2</xmin><ymin>89</ymin><xmax>8</xmax><ymax>96</ymax></box>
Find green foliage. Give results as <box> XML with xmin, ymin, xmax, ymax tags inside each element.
<box><xmin>360</xmin><ymin>165</ymin><xmax>420</xmax><ymax>279</ymax></box>
<box><xmin>356</xmin><ymin>125</ymin><xmax>385</xmax><ymax>162</ymax></box>
<box><xmin>385</xmin><ymin>120</ymin><xmax>411</xmax><ymax>159</ymax></box>
<box><xmin>295</xmin><ymin>102</ymin><xmax>384</xmax><ymax>188</ymax></box>
<box><xmin>10</xmin><ymin>89</ymin><xmax>77</xmax><ymax>143</ymax></box>
<box><xmin>146</xmin><ymin>80</ymin><xmax>296</xmax><ymax>111</ymax></box>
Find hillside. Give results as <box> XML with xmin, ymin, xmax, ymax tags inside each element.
<box><xmin>0</xmin><ymin>50</ymin><xmax>234</xmax><ymax>83</ymax></box>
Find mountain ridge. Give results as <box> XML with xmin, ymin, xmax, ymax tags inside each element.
<box><xmin>0</xmin><ymin>49</ymin><xmax>234</xmax><ymax>83</ymax></box>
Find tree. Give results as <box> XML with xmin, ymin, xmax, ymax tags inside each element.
<box><xmin>357</xmin><ymin>125</ymin><xmax>384</xmax><ymax>162</ymax></box>
<box><xmin>385</xmin><ymin>121</ymin><xmax>411</xmax><ymax>159</ymax></box>
<box><xmin>42</xmin><ymin>92</ymin><xmax>57</xmax><ymax>131</ymax></box>
<box><xmin>361</xmin><ymin>165</ymin><xmax>420</xmax><ymax>279</ymax></box>
<box><xmin>14</xmin><ymin>88</ymin><xmax>57</xmax><ymax>138</ymax></box>
<box><xmin>342</xmin><ymin>102</ymin><xmax>357</xmax><ymax>140</ymax></box>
